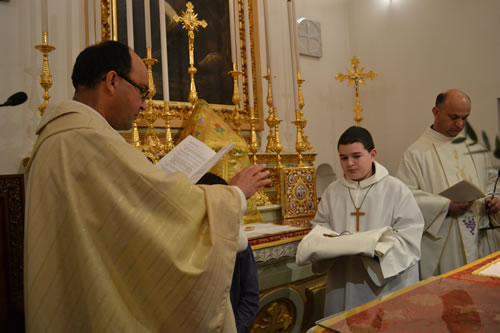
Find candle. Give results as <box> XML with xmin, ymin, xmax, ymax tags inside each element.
<box><xmin>262</xmin><ymin>0</ymin><xmax>271</xmax><ymax>67</ymax></box>
<box><xmin>244</xmin><ymin>0</ymin><xmax>254</xmax><ymax>107</ymax></box>
<box><xmin>291</xmin><ymin>0</ymin><xmax>301</xmax><ymax>72</ymax></box>
<box><xmin>159</xmin><ymin>0</ymin><xmax>170</xmax><ymax>100</ymax></box>
<box><xmin>228</xmin><ymin>0</ymin><xmax>237</xmax><ymax>64</ymax></box>
<box><xmin>126</xmin><ymin>0</ymin><xmax>134</xmax><ymax>48</ymax></box>
<box><xmin>41</xmin><ymin>0</ymin><xmax>48</xmax><ymax>33</ymax></box>
<box><xmin>287</xmin><ymin>1</ymin><xmax>299</xmax><ymax>110</ymax></box>
<box><xmin>87</xmin><ymin>0</ymin><xmax>95</xmax><ymax>45</ymax></box>
<box><xmin>263</xmin><ymin>0</ymin><xmax>277</xmax><ymax>92</ymax></box>
<box><xmin>144</xmin><ymin>0</ymin><xmax>152</xmax><ymax>48</ymax></box>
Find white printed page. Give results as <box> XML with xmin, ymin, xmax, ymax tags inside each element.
<box><xmin>157</xmin><ymin>136</ymin><xmax>215</xmax><ymax>182</ymax></box>
<box><xmin>189</xmin><ymin>142</ymin><xmax>235</xmax><ymax>183</ymax></box>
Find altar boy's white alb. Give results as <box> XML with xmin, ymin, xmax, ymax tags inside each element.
<box><xmin>296</xmin><ymin>126</ymin><xmax>424</xmax><ymax>316</ymax></box>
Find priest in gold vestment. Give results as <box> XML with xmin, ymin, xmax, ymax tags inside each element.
<box><xmin>397</xmin><ymin>89</ymin><xmax>500</xmax><ymax>280</ymax></box>
<box><xmin>24</xmin><ymin>41</ymin><xmax>270</xmax><ymax>332</ymax></box>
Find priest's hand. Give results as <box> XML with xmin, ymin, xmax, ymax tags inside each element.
<box><xmin>447</xmin><ymin>201</ymin><xmax>473</xmax><ymax>217</ymax></box>
<box><xmin>485</xmin><ymin>196</ymin><xmax>500</xmax><ymax>214</ymax></box>
<box><xmin>230</xmin><ymin>165</ymin><xmax>271</xmax><ymax>199</ymax></box>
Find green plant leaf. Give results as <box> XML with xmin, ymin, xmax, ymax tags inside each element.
<box><xmin>495</xmin><ymin>136</ymin><xmax>500</xmax><ymax>159</ymax></box>
<box><xmin>481</xmin><ymin>131</ymin><xmax>491</xmax><ymax>151</ymax></box>
<box><xmin>465</xmin><ymin>121</ymin><xmax>477</xmax><ymax>144</ymax></box>
<box><xmin>452</xmin><ymin>137</ymin><xmax>466</xmax><ymax>144</ymax></box>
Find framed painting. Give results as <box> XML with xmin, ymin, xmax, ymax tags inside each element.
<box><xmin>94</xmin><ymin>0</ymin><xmax>263</xmax><ymax>129</ymax></box>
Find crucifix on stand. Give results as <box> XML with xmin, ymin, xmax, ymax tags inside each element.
<box><xmin>335</xmin><ymin>56</ymin><xmax>377</xmax><ymax>126</ymax></box>
<box><xmin>173</xmin><ymin>2</ymin><xmax>207</xmax><ymax>110</ymax></box>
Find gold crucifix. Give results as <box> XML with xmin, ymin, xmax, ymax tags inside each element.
<box><xmin>173</xmin><ymin>2</ymin><xmax>207</xmax><ymax>109</ymax></box>
<box><xmin>335</xmin><ymin>56</ymin><xmax>377</xmax><ymax>126</ymax></box>
<box><xmin>350</xmin><ymin>208</ymin><xmax>365</xmax><ymax>232</ymax></box>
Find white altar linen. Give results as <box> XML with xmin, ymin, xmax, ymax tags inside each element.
<box><xmin>473</xmin><ymin>258</ymin><xmax>500</xmax><ymax>278</ymax></box>
<box><xmin>296</xmin><ymin>225</ymin><xmax>393</xmax><ymax>265</ymax></box>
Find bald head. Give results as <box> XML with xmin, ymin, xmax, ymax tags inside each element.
<box><xmin>435</xmin><ymin>89</ymin><xmax>471</xmax><ymax>108</ymax></box>
<box><xmin>432</xmin><ymin>89</ymin><xmax>471</xmax><ymax>138</ymax></box>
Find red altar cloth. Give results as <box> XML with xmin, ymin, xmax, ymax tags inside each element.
<box><xmin>313</xmin><ymin>251</ymin><xmax>500</xmax><ymax>333</ymax></box>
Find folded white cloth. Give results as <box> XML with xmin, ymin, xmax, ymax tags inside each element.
<box><xmin>296</xmin><ymin>225</ymin><xmax>394</xmax><ymax>266</ymax></box>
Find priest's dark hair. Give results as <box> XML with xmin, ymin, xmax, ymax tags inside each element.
<box><xmin>71</xmin><ymin>40</ymin><xmax>132</xmax><ymax>89</ymax></box>
<box><xmin>337</xmin><ymin>126</ymin><xmax>375</xmax><ymax>152</ymax></box>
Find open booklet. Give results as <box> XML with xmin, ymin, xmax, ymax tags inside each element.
<box><xmin>438</xmin><ymin>180</ymin><xmax>485</xmax><ymax>202</ymax></box>
<box><xmin>156</xmin><ymin>135</ymin><xmax>234</xmax><ymax>184</ymax></box>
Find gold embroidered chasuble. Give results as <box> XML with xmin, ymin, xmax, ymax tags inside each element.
<box><xmin>397</xmin><ymin>127</ymin><xmax>500</xmax><ymax>279</ymax></box>
<box><xmin>25</xmin><ymin>100</ymin><xmax>242</xmax><ymax>332</ymax></box>
<box><xmin>178</xmin><ymin>100</ymin><xmax>263</xmax><ymax>223</ymax></box>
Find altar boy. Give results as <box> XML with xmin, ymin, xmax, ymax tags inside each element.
<box><xmin>296</xmin><ymin>126</ymin><xmax>424</xmax><ymax>316</ymax></box>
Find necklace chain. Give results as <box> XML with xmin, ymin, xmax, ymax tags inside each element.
<box><xmin>348</xmin><ymin>184</ymin><xmax>374</xmax><ymax>209</ymax></box>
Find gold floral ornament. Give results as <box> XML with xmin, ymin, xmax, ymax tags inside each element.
<box><xmin>178</xmin><ymin>100</ymin><xmax>263</xmax><ymax>223</ymax></box>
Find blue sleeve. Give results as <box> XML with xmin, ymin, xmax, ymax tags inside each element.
<box><xmin>231</xmin><ymin>244</ymin><xmax>260</xmax><ymax>333</ymax></box>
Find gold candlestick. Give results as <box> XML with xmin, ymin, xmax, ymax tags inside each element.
<box><xmin>297</xmin><ymin>71</ymin><xmax>313</xmax><ymax>152</ymax></box>
<box><xmin>248</xmin><ymin>105</ymin><xmax>271</xmax><ymax>206</ymax></box>
<box><xmin>34</xmin><ymin>32</ymin><xmax>56</xmax><ymax>116</ymax></box>
<box><xmin>142</xmin><ymin>47</ymin><xmax>161</xmax><ymax>158</ymax></box>
<box><xmin>173</xmin><ymin>2</ymin><xmax>207</xmax><ymax>112</ymax></box>
<box><xmin>263</xmin><ymin>67</ymin><xmax>275</xmax><ymax>153</ymax></box>
<box><xmin>248</xmin><ymin>106</ymin><xmax>259</xmax><ymax>164</ymax></box>
<box><xmin>262</xmin><ymin>67</ymin><xmax>283</xmax><ymax>170</ymax></box>
<box><xmin>228</xmin><ymin>62</ymin><xmax>244</xmax><ymax>137</ymax></box>
<box><xmin>131</xmin><ymin>119</ymin><xmax>142</xmax><ymax>148</ymax></box>
<box><xmin>292</xmin><ymin>71</ymin><xmax>308</xmax><ymax>166</ymax></box>
<box><xmin>162</xmin><ymin>101</ymin><xmax>175</xmax><ymax>154</ymax></box>
<box><xmin>335</xmin><ymin>56</ymin><xmax>377</xmax><ymax>126</ymax></box>
<box><xmin>272</xmin><ymin>111</ymin><xmax>284</xmax><ymax>170</ymax></box>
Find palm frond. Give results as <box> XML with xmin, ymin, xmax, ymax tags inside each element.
<box><xmin>481</xmin><ymin>131</ymin><xmax>491</xmax><ymax>151</ymax></box>
<box><xmin>452</xmin><ymin>137</ymin><xmax>466</xmax><ymax>144</ymax></box>
<box><xmin>494</xmin><ymin>136</ymin><xmax>500</xmax><ymax>159</ymax></box>
<box><xmin>464</xmin><ymin>121</ymin><xmax>477</xmax><ymax>144</ymax></box>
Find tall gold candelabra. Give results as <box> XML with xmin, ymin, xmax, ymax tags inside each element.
<box><xmin>162</xmin><ymin>101</ymin><xmax>176</xmax><ymax>154</ymax></box>
<box><xmin>229</xmin><ymin>62</ymin><xmax>244</xmax><ymax>137</ymax></box>
<box><xmin>292</xmin><ymin>71</ymin><xmax>309</xmax><ymax>166</ymax></box>
<box><xmin>141</xmin><ymin>47</ymin><xmax>161</xmax><ymax>161</ymax></box>
<box><xmin>335</xmin><ymin>56</ymin><xmax>377</xmax><ymax>126</ymax></box>
<box><xmin>132</xmin><ymin>119</ymin><xmax>142</xmax><ymax>148</ymax></box>
<box><xmin>173</xmin><ymin>2</ymin><xmax>207</xmax><ymax>113</ymax></box>
<box><xmin>263</xmin><ymin>67</ymin><xmax>275</xmax><ymax>153</ymax></box>
<box><xmin>297</xmin><ymin>71</ymin><xmax>313</xmax><ymax>152</ymax></box>
<box><xmin>248</xmin><ymin>105</ymin><xmax>271</xmax><ymax>206</ymax></box>
<box><xmin>34</xmin><ymin>32</ymin><xmax>56</xmax><ymax>116</ymax></box>
<box><xmin>262</xmin><ymin>68</ymin><xmax>284</xmax><ymax>172</ymax></box>
<box><xmin>248</xmin><ymin>106</ymin><xmax>259</xmax><ymax>164</ymax></box>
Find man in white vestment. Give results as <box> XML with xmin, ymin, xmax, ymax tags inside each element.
<box><xmin>397</xmin><ymin>89</ymin><xmax>500</xmax><ymax>280</ymax></box>
<box><xmin>296</xmin><ymin>126</ymin><xmax>424</xmax><ymax>316</ymax></box>
<box><xmin>24</xmin><ymin>41</ymin><xmax>270</xmax><ymax>332</ymax></box>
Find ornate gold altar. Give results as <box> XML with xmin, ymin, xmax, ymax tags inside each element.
<box><xmin>95</xmin><ymin>1</ymin><xmax>324</xmax><ymax>332</ymax></box>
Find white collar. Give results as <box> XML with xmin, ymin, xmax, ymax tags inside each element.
<box><xmin>340</xmin><ymin>161</ymin><xmax>389</xmax><ymax>189</ymax></box>
<box><xmin>426</xmin><ymin>126</ymin><xmax>464</xmax><ymax>143</ymax></box>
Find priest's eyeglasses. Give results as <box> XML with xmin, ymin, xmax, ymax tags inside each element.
<box><xmin>117</xmin><ymin>73</ymin><xmax>150</xmax><ymax>101</ymax></box>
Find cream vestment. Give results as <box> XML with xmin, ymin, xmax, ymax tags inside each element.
<box><xmin>397</xmin><ymin>127</ymin><xmax>500</xmax><ymax>279</ymax></box>
<box><xmin>25</xmin><ymin>101</ymin><xmax>244</xmax><ymax>332</ymax></box>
